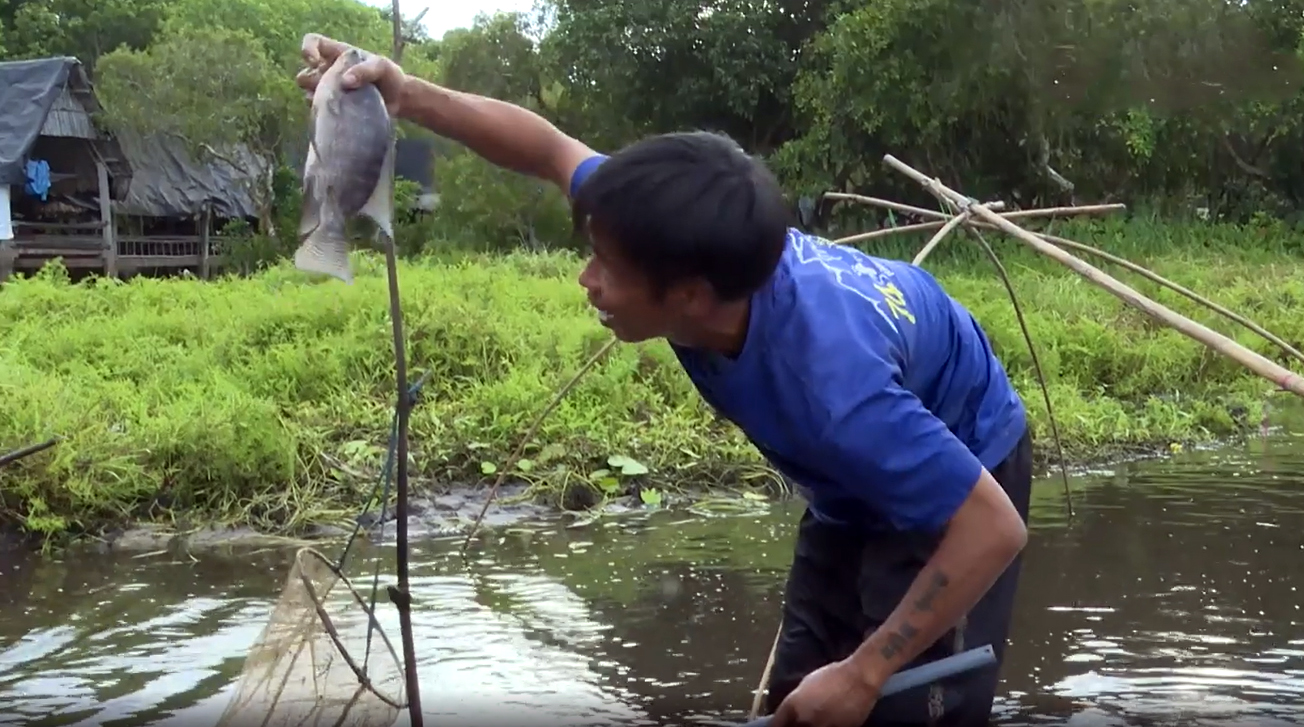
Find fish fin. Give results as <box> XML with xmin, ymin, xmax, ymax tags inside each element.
<box><xmin>298</xmin><ymin>120</ymin><xmax>326</xmax><ymax>238</ymax></box>
<box><xmin>294</xmin><ymin>187</ymin><xmax>354</xmax><ymax>284</ymax></box>
<box><xmin>358</xmin><ymin>134</ymin><xmax>396</xmax><ymax>244</ymax></box>
<box><xmin>297</xmin><ymin>172</ymin><xmax>321</xmax><ymax>238</ymax></box>
<box><xmin>304</xmin><ymin>125</ymin><xmax>323</xmax><ymax>176</ymax></box>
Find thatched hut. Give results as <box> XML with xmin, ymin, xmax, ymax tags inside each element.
<box><xmin>0</xmin><ymin>56</ymin><xmax>263</xmax><ymax>281</ymax></box>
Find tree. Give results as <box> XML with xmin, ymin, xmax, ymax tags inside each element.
<box><xmin>95</xmin><ymin>22</ymin><xmax>302</xmax><ymax>234</ymax></box>
<box><xmin>2</xmin><ymin>0</ymin><xmax>169</xmax><ymax>69</ymax></box>
<box><xmin>540</xmin><ymin>0</ymin><xmax>849</xmax><ymax>153</ymax></box>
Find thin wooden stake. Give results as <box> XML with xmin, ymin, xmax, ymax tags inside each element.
<box><xmin>460</xmin><ymin>337</ymin><xmax>620</xmax><ymax>556</ymax></box>
<box><xmin>387</xmin><ymin>4</ymin><xmax>422</xmax><ymax>726</ymax></box>
<box><xmin>882</xmin><ymin>154</ymin><xmax>1304</xmax><ymax>399</ymax></box>
<box><xmin>912</xmin><ymin>210</ymin><xmax>972</xmax><ymax>265</ymax></box>
<box><xmin>749</xmin><ymin>623</ymin><xmax>782</xmax><ymax>719</ymax></box>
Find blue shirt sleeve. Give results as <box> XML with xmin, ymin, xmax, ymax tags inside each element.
<box><xmin>817</xmin><ymin>353</ymin><xmax>986</xmax><ymax>533</ymax></box>
<box><xmin>568</xmin><ymin>154</ymin><xmax>609</xmax><ymax>198</ymax></box>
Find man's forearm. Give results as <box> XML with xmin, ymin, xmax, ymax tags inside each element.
<box><xmin>396</xmin><ymin>76</ymin><xmax>588</xmax><ymax>190</ymax></box>
<box><xmin>847</xmin><ymin>482</ymin><xmax>1027</xmax><ymax>691</ymax></box>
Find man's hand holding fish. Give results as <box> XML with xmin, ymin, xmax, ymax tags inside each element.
<box><xmin>297</xmin><ymin>34</ymin><xmax>407</xmax><ymax>116</ymax></box>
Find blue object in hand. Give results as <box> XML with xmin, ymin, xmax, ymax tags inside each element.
<box><xmin>737</xmin><ymin>645</ymin><xmax>998</xmax><ymax>727</ymax></box>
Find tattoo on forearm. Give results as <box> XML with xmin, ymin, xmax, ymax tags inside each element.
<box><xmin>878</xmin><ymin>622</ymin><xmax>919</xmax><ymax>660</ymax></box>
<box><xmin>875</xmin><ymin>570</ymin><xmax>953</xmax><ymax>662</ymax></box>
<box><xmin>912</xmin><ymin>570</ymin><xmax>950</xmax><ymax>613</ymax></box>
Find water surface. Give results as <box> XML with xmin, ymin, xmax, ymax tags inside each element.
<box><xmin>2</xmin><ymin>418</ymin><xmax>1303</xmax><ymax>726</ymax></box>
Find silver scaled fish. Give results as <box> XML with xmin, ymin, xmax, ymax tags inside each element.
<box><xmin>295</xmin><ymin>47</ymin><xmax>396</xmax><ymax>283</ymax></box>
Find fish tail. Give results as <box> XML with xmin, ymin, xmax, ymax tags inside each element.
<box><xmin>294</xmin><ymin>210</ymin><xmax>354</xmax><ymax>284</ymax></box>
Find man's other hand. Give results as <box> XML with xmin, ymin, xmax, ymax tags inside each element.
<box><xmin>295</xmin><ymin>34</ymin><xmax>408</xmax><ymax>116</ymax></box>
<box><xmin>769</xmin><ymin>658</ymin><xmax>881</xmax><ymax>727</ymax></box>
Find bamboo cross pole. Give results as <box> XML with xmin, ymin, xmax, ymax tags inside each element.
<box><xmin>912</xmin><ymin>210</ymin><xmax>972</xmax><ymax>265</ymax></box>
<box><xmin>824</xmin><ymin>193</ymin><xmax>1124</xmax><ymax>247</ymax></box>
<box><xmin>880</xmin><ymin>154</ymin><xmax>1304</xmax><ymax>399</ymax></box>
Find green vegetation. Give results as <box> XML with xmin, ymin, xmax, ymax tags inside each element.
<box><xmin>4</xmin><ymin>217</ymin><xmax>1303</xmax><ymax>543</ymax></box>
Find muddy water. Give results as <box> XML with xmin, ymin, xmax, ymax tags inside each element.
<box><xmin>2</xmin><ymin>415</ymin><xmax>1304</xmax><ymax>726</ymax></box>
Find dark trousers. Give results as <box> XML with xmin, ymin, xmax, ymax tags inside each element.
<box><xmin>763</xmin><ymin>428</ymin><xmax>1034</xmax><ymax>727</ymax></box>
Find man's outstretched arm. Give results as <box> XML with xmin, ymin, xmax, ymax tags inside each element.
<box><xmin>397</xmin><ymin>78</ymin><xmax>598</xmax><ymax>195</ymax></box>
<box><xmin>297</xmin><ymin>33</ymin><xmax>598</xmax><ymax>196</ymax></box>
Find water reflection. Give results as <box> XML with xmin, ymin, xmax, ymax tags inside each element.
<box><xmin>0</xmin><ymin>426</ymin><xmax>1302</xmax><ymax>726</ymax></box>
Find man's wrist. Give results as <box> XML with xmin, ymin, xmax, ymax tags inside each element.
<box><xmin>395</xmin><ymin>75</ymin><xmax>422</xmax><ymax>121</ymax></box>
<box><xmin>846</xmin><ymin>645</ymin><xmax>891</xmax><ymax>697</ymax></box>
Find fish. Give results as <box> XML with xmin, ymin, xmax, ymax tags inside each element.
<box><xmin>295</xmin><ymin>47</ymin><xmax>396</xmax><ymax>284</ymax></box>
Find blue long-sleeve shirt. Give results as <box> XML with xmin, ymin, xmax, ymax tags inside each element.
<box><xmin>571</xmin><ymin>156</ymin><xmax>1027</xmax><ymax>533</ymax></box>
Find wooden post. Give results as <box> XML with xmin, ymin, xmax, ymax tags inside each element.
<box><xmin>0</xmin><ymin>242</ymin><xmax>13</xmax><ymax>284</ymax></box>
<box><xmin>96</xmin><ymin>158</ymin><xmax>116</xmax><ymax>278</ymax></box>
<box><xmin>0</xmin><ymin>184</ymin><xmax>13</xmax><ymax>282</ymax></box>
<box><xmin>199</xmin><ymin>200</ymin><xmax>211</xmax><ymax>280</ymax></box>
<box><xmin>386</xmin><ymin>5</ymin><xmax>425</xmax><ymax>727</ymax></box>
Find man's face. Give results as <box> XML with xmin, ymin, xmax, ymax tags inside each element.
<box><xmin>577</xmin><ymin>229</ymin><xmax>686</xmax><ymax>343</ymax></box>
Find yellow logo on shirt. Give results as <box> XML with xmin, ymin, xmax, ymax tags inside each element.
<box><xmin>873</xmin><ymin>281</ymin><xmax>916</xmax><ymax>324</ymax></box>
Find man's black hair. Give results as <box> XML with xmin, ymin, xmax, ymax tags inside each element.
<box><xmin>571</xmin><ymin>130</ymin><xmax>792</xmax><ymax>302</ymax></box>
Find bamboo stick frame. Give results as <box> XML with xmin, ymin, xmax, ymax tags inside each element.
<box><xmin>859</xmin><ymin>154</ymin><xmax>1304</xmax><ymax>399</ymax></box>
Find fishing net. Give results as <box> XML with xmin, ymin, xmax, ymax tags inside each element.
<box><xmin>214</xmin><ymin>546</ymin><xmax>407</xmax><ymax>727</ymax></box>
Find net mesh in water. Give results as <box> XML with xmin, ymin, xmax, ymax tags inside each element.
<box><xmin>214</xmin><ymin>546</ymin><xmax>407</xmax><ymax>727</ymax></box>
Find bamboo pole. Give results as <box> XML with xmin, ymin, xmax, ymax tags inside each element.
<box><xmin>749</xmin><ymin>624</ymin><xmax>782</xmax><ymax>719</ymax></box>
<box><xmin>826</xmin><ymin>191</ymin><xmax>1123</xmax><ymax>223</ymax></box>
<box><xmin>823</xmin><ymin>192</ymin><xmax>986</xmax><ymax>221</ymax></box>
<box><xmin>0</xmin><ymin>438</ymin><xmax>58</xmax><ymax>468</ymax></box>
<box><xmin>1039</xmin><ymin>232</ymin><xmax>1304</xmax><ymax>367</ymax></box>
<box><xmin>881</xmin><ymin>154</ymin><xmax>1304</xmax><ymax>399</ymax></box>
<box><xmin>830</xmin><ymin>201</ymin><xmax>1124</xmax><ymax>246</ymax></box>
<box><xmin>387</xmin><ymin>5</ymin><xmax>423</xmax><ymax>726</ymax></box>
<box><xmin>837</xmin><ymin>220</ymin><xmax>955</xmax><ymax>245</ymax></box>
<box><xmin>912</xmin><ymin>210</ymin><xmax>972</xmax><ymax>265</ymax></box>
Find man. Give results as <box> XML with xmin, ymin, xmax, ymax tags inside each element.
<box><xmin>296</xmin><ymin>35</ymin><xmax>1032</xmax><ymax>727</ymax></box>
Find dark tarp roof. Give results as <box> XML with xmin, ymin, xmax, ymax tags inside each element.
<box><xmin>0</xmin><ymin>57</ymin><xmax>74</xmax><ymax>186</ymax></box>
<box><xmin>113</xmin><ymin>131</ymin><xmax>262</xmax><ymax>219</ymax></box>
<box><xmin>0</xmin><ymin>57</ymin><xmax>132</xmax><ymax>193</ymax></box>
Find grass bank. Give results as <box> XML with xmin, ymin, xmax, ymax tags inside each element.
<box><xmin>3</xmin><ymin>217</ymin><xmax>1303</xmax><ymax>544</ymax></box>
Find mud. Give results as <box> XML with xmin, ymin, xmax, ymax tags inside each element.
<box><xmin>77</xmin><ymin>480</ymin><xmax>655</xmax><ymax>555</ymax></box>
